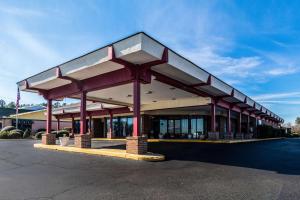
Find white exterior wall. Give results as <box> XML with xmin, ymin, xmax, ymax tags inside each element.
<box><xmin>32</xmin><ymin>120</ymin><xmax>72</xmax><ymax>132</ymax></box>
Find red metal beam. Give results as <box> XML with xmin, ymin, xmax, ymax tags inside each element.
<box><xmin>45</xmin><ymin>68</ymin><xmax>134</xmax><ymax>100</ymax></box>
<box><xmin>56</xmin><ymin>67</ymin><xmax>82</xmax><ymax>90</ymax></box>
<box><xmin>216</xmin><ymin>99</ymin><xmax>242</xmax><ymax>113</ymax></box>
<box><xmin>54</xmin><ymin>107</ymin><xmax>130</xmax><ymax>119</ymax></box>
<box><xmin>151</xmin><ymin>70</ymin><xmax>211</xmax><ymax>97</ymax></box>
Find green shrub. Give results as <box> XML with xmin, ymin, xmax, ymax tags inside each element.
<box><xmin>23</xmin><ymin>129</ymin><xmax>31</xmax><ymax>138</ymax></box>
<box><xmin>8</xmin><ymin>131</ymin><xmax>22</xmax><ymax>139</ymax></box>
<box><xmin>35</xmin><ymin>128</ymin><xmax>46</xmax><ymax>133</ymax></box>
<box><xmin>0</xmin><ymin>131</ymin><xmax>9</xmax><ymax>139</ymax></box>
<box><xmin>52</xmin><ymin>130</ymin><xmax>69</xmax><ymax>138</ymax></box>
<box><xmin>35</xmin><ymin>131</ymin><xmax>44</xmax><ymax>139</ymax></box>
<box><xmin>1</xmin><ymin>126</ymin><xmax>15</xmax><ymax>132</ymax></box>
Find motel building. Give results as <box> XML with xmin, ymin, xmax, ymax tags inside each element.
<box><xmin>17</xmin><ymin>32</ymin><xmax>284</xmax><ymax>155</ymax></box>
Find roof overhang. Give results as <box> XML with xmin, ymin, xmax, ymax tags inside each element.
<box><xmin>17</xmin><ymin>32</ymin><xmax>284</xmax><ymax>123</ymax></box>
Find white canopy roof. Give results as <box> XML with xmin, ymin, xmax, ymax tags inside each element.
<box><xmin>17</xmin><ymin>32</ymin><xmax>283</xmax><ymax>123</ymax></box>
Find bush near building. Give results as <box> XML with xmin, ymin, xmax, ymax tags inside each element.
<box><xmin>256</xmin><ymin>125</ymin><xmax>286</xmax><ymax>138</ymax></box>
<box><xmin>34</xmin><ymin>130</ymin><xmax>70</xmax><ymax>139</ymax></box>
<box><xmin>0</xmin><ymin>127</ymin><xmax>24</xmax><ymax>139</ymax></box>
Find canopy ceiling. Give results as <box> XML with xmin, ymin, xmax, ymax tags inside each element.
<box><xmin>17</xmin><ymin>32</ymin><xmax>283</xmax><ymax>123</ymax></box>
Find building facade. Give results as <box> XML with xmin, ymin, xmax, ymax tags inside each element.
<box><xmin>17</xmin><ymin>32</ymin><xmax>284</xmax><ymax>154</ymax></box>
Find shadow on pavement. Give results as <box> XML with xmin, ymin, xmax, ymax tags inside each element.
<box><xmin>147</xmin><ymin>138</ymin><xmax>300</xmax><ymax>175</ymax></box>
<box><xmin>93</xmin><ymin>138</ymin><xmax>300</xmax><ymax>175</ymax></box>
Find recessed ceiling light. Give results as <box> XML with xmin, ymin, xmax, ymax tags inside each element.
<box><xmin>152</xmin><ymin>100</ymin><xmax>157</xmax><ymax>103</ymax></box>
<box><xmin>145</xmin><ymin>91</ymin><xmax>153</xmax><ymax>94</ymax></box>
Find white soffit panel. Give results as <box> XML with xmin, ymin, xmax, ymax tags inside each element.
<box><xmin>198</xmin><ymin>86</ymin><xmax>228</xmax><ymax>96</ymax></box>
<box><xmin>152</xmin><ymin>63</ymin><xmax>203</xmax><ymax>85</ymax></box>
<box><xmin>59</xmin><ymin>47</ymin><xmax>123</xmax><ymax>80</ymax></box>
<box><xmin>210</xmin><ymin>77</ymin><xmax>233</xmax><ymax>95</ymax></box>
<box><xmin>233</xmin><ymin>90</ymin><xmax>246</xmax><ymax>102</ymax></box>
<box><xmin>255</xmin><ymin>103</ymin><xmax>262</xmax><ymax>110</ymax></box>
<box><xmin>113</xmin><ymin>33</ymin><xmax>164</xmax><ymax>64</ymax></box>
<box><xmin>27</xmin><ymin>67</ymin><xmax>57</xmax><ymax>88</ymax></box>
<box><xmin>246</xmin><ymin>97</ymin><xmax>255</xmax><ymax>107</ymax></box>
<box><xmin>166</xmin><ymin>50</ymin><xmax>209</xmax><ymax>83</ymax></box>
<box><xmin>32</xmin><ymin>78</ymin><xmax>70</xmax><ymax>90</ymax></box>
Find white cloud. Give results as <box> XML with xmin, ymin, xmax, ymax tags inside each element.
<box><xmin>0</xmin><ymin>5</ymin><xmax>44</xmax><ymax>17</ymax></box>
<box><xmin>184</xmin><ymin>46</ymin><xmax>262</xmax><ymax>78</ymax></box>
<box><xmin>253</xmin><ymin>92</ymin><xmax>300</xmax><ymax>101</ymax></box>
<box><xmin>258</xmin><ymin>100</ymin><xmax>300</xmax><ymax>105</ymax></box>
<box><xmin>265</xmin><ymin>67</ymin><xmax>298</xmax><ymax>76</ymax></box>
<box><xmin>3</xmin><ymin>23</ymin><xmax>60</xmax><ymax>62</ymax></box>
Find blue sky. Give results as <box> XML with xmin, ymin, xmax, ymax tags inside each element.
<box><xmin>0</xmin><ymin>0</ymin><xmax>299</xmax><ymax>124</ymax></box>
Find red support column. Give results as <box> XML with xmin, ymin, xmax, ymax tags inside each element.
<box><xmin>80</xmin><ymin>91</ymin><xmax>87</xmax><ymax>135</ymax></box>
<box><xmin>89</xmin><ymin>115</ymin><xmax>93</xmax><ymax>138</ymax></box>
<box><xmin>227</xmin><ymin>108</ymin><xmax>231</xmax><ymax>137</ymax></box>
<box><xmin>75</xmin><ymin>91</ymin><xmax>91</xmax><ymax>148</ymax></box>
<box><xmin>46</xmin><ymin>99</ymin><xmax>52</xmax><ymax>134</ymax></box>
<box><xmin>42</xmin><ymin>99</ymin><xmax>55</xmax><ymax>145</ymax></box>
<box><xmin>210</xmin><ymin>103</ymin><xmax>216</xmax><ymax>132</ymax></box>
<box><xmin>126</xmin><ymin>78</ymin><xmax>147</xmax><ymax>155</ymax></box>
<box><xmin>247</xmin><ymin>115</ymin><xmax>250</xmax><ymax>134</ymax></box>
<box><xmin>208</xmin><ymin>102</ymin><xmax>218</xmax><ymax>140</ymax></box>
<box><xmin>107</xmin><ymin>111</ymin><xmax>114</xmax><ymax>139</ymax></box>
<box><xmin>71</xmin><ymin>116</ymin><xmax>75</xmax><ymax>136</ymax></box>
<box><xmin>57</xmin><ymin>118</ymin><xmax>60</xmax><ymax>131</ymax></box>
<box><xmin>89</xmin><ymin>115</ymin><xmax>92</xmax><ymax>132</ymax></box>
<box><xmin>238</xmin><ymin>112</ymin><xmax>242</xmax><ymax>135</ymax></box>
<box><xmin>133</xmin><ymin>79</ymin><xmax>141</xmax><ymax>137</ymax></box>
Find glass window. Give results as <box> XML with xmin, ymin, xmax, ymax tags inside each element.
<box><xmin>181</xmin><ymin>119</ymin><xmax>189</xmax><ymax>134</ymax></box>
<box><xmin>174</xmin><ymin>120</ymin><xmax>181</xmax><ymax>134</ymax></box>
<box><xmin>106</xmin><ymin>118</ymin><xmax>110</xmax><ymax>134</ymax></box>
<box><xmin>127</xmin><ymin>117</ymin><xmax>133</xmax><ymax>136</ymax></box>
<box><xmin>197</xmin><ymin>118</ymin><xmax>204</xmax><ymax>133</ymax></box>
<box><xmin>168</xmin><ymin>120</ymin><xmax>174</xmax><ymax>134</ymax></box>
<box><xmin>120</xmin><ymin>117</ymin><xmax>127</xmax><ymax>137</ymax></box>
<box><xmin>113</xmin><ymin>118</ymin><xmax>119</xmax><ymax>137</ymax></box>
<box><xmin>160</xmin><ymin>119</ymin><xmax>167</xmax><ymax>135</ymax></box>
<box><xmin>191</xmin><ymin>118</ymin><xmax>197</xmax><ymax>135</ymax></box>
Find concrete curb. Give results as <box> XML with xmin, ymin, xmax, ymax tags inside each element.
<box><xmin>33</xmin><ymin>143</ymin><xmax>165</xmax><ymax>161</ymax></box>
<box><xmin>92</xmin><ymin>137</ymin><xmax>285</xmax><ymax>144</ymax></box>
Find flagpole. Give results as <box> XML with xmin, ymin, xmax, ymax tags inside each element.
<box><xmin>16</xmin><ymin>86</ymin><xmax>20</xmax><ymax>129</ymax></box>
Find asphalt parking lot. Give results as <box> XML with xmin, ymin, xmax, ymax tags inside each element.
<box><xmin>0</xmin><ymin>138</ymin><xmax>300</xmax><ymax>200</ymax></box>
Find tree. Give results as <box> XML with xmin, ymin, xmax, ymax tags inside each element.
<box><xmin>0</xmin><ymin>99</ymin><xmax>5</xmax><ymax>108</ymax></box>
<box><xmin>6</xmin><ymin>101</ymin><xmax>16</xmax><ymax>108</ymax></box>
<box><xmin>296</xmin><ymin>117</ymin><xmax>300</xmax><ymax>125</ymax></box>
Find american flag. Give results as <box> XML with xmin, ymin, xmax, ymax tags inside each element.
<box><xmin>15</xmin><ymin>87</ymin><xmax>20</xmax><ymax>129</ymax></box>
<box><xmin>16</xmin><ymin>87</ymin><xmax>20</xmax><ymax>113</ymax></box>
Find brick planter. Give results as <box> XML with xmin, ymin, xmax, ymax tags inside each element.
<box><xmin>126</xmin><ymin>136</ymin><xmax>147</xmax><ymax>155</ymax></box>
<box><xmin>42</xmin><ymin>133</ymin><xmax>56</xmax><ymax>145</ymax></box>
<box><xmin>74</xmin><ymin>134</ymin><xmax>91</xmax><ymax>148</ymax></box>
